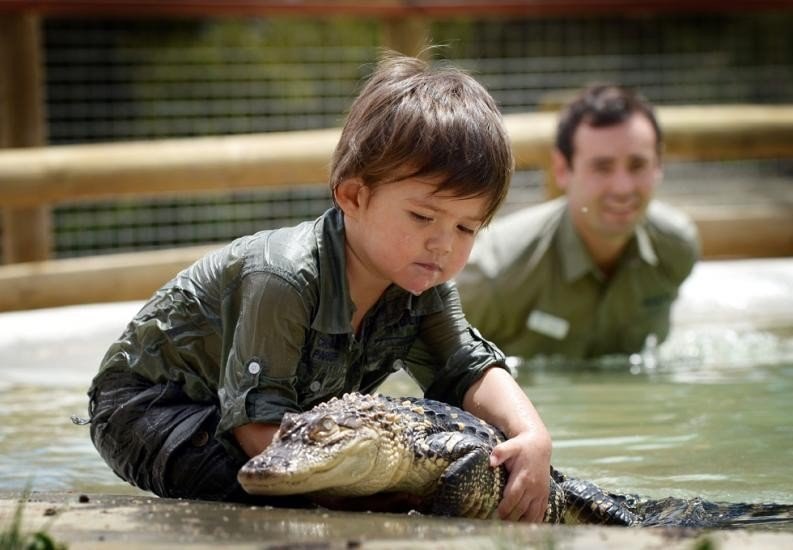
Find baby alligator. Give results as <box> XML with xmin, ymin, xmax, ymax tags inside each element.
<box><xmin>238</xmin><ymin>392</ymin><xmax>793</xmax><ymax>527</ymax></box>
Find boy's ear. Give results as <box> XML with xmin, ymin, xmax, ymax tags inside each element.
<box><xmin>551</xmin><ymin>149</ymin><xmax>571</xmax><ymax>192</ymax></box>
<box><xmin>334</xmin><ymin>177</ymin><xmax>369</xmax><ymax>218</ymax></box>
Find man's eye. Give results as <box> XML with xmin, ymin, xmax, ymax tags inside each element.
<box><xmin>629</xmin><ymin>161</ymin><xmax>648</xmax><ymax>173</ymax></box>
<box><xmin>593</xmin><ymin>163</ymin><xmax>612</xmax><ymax>174</ymax></box>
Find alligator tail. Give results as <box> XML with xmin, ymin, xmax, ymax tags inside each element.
<box><xmin>634</xmin><ymin>496</ymin><xmax>793</xmax><ymax>528</ymax></box>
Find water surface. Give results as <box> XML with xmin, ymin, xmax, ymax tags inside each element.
<box><xmin>2</xmin><ymin>260</ymin><xmax>792</xmax><ymax>516</ymax></box>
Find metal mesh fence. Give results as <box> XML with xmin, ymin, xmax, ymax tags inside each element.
<box><xmin>28</xmin><ymin>12</ymin><xmax>793</xmax><ymax>257</ymax></box>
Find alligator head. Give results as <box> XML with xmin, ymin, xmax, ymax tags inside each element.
<box><xmin>238</xmin><ymin>393</ymin><xmax>408</xmax><ymax>497</ymax></box>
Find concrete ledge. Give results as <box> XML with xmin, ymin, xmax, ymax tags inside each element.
<box><xmin>2</xmin><ymin>492</ymin><xmax>791</xmax><ymax>550</ymax></box>
<box><xmin>0</xmin><ymin>244</ymin><xmax>219</xmax><ymax>311</ymax></box>
<box><xmin>684</xmin><ymin>203</ymin><xmax>793</xmax><ymax>259</ymax></box>
<box><xmin>2</xmin><ymin>202</ymin><xmax>793</xmax><ymax>311</ymax></box>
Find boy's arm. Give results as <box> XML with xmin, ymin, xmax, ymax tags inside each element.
<box><xmin>233</xmin><ymin>423</ymin><xmax>281</xmax><ymax>457</ymax></box>
<box><xmin>462</xmin><ymin>366</ymin><xmax>552</xmax><ymax>523</ymax></box>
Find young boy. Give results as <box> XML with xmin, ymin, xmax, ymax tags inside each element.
<box><xmin>85</xmin><ymin>54</ymin><xmax>552</xmax><ymax>523</ymax></box>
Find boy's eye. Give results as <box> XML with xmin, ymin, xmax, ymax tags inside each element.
<box><xmin>410</xmin><ymin>212</ymin><xmax>433</xmax><ymax>223</ymax></box>
<box><xmin>457</xmin><ymin>225</ymin><xmax>476</xmax><ymax>235</ymax></box>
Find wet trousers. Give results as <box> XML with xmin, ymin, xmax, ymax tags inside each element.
<box><xmin>87</xmin><ymin>369</ymin><xmax>305</xmax><ymax>506</ymax></box>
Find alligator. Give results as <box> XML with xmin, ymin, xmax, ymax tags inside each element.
<box><xmin>238</xmin><ymin>392</ymin><xmax>793</xmax><ymax>527</ymax></box>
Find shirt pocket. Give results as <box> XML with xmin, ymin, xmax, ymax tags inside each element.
<box><xmin>298</xmin><ymin>343</ymin><xmax>348</xmax><ymax>406</ymax></box>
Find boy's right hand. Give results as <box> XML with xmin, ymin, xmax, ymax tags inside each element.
<box><xmin>489</xmin><ymin>429</ymin><xmax>551</xmax><ymax>522</ymax></box>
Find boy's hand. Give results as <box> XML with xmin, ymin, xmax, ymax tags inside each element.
<box><xmin>489</xmin><ymin>430</ymin><xmax>551</xmax><ymax>522</ymax></box>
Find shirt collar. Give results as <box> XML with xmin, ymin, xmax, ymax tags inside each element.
<box><xmin>382</xmin><ymin>283</ymin><xmax>445</xmax><ymax>327</ymax></box>
<box><xmin>312</xmin><ymin>207</ymin><xmax>445</xmax><ymax>334</ymax></box>
<box><xmin>557</xmin><ymin>206</ymin><xmax>658</xmax><ymax>283</ymax></box>
<box><xmin>558</xmin><ymin>207</ymin><xmax>598</xmax><ymax>282</ymax></box>
<box><xmin>634</xmin><ymin>222</ymin><xmax>659</xmax><ymax>266</ymax></box>
<box><xmin>313</xmin><ymin>208</ymin><xmax>355</xmax><ymax>334</ymax></box>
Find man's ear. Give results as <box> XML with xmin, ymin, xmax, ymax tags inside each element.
<box><xmin>551</xmin><ymin>149</ymin><xmax>571</xmax><ymax>192</ymax></box>
<box><xmin>653</xmin><ymin>162</ymin><xmax>664</xmax><ymax>187</ymax></box>
<box><xmin>334</xmin><ymin>177</ymin><xmax>369</xmax><ymax>219</ymax></box>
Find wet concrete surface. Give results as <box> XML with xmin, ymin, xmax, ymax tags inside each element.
<box><xmin>3</xmin><ymin>491</ymin><xmax>793</xmax><ymax>550</ymax></box>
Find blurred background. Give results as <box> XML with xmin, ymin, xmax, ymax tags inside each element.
<box><xmin>1</xmin><ymin>1</ymin><xmax>791</xmax><ymax>267</ymax></box>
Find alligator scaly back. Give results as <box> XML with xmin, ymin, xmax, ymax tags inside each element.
<box><xmin>238</xmin><ymin>393</ymin><xmax>793</xmax><ymax>527</ymax></box>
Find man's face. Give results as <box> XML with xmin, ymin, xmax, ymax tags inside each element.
<box><xmin>555</xmin><ymin>113</ymin><xmax>662</xmax><ymax>244</ymax></box>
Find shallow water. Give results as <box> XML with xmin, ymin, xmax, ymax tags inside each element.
<box><xmin>1</xmin><ymin>260</ymin><xmax>793</xmax><ymax>520</ymax></box>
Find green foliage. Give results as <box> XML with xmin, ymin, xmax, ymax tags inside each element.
<box><xmin>0</xmin><ymin>494</ymin><xmax>67</xmax><ymax>550</ymax></box>
<box><xmin>118</xmin><ymin>18</ymin><xmax>381</xmax><ymax>136</ymax></box>
<box><xmin>690</xmin><ymin>535</ymin><xmax>718</xmax><ymax>550</ymax></box>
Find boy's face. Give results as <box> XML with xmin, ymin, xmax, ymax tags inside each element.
<box><xmin>555</xmin><ymin>112</ymin><xmax>661</xmax><ymax>245</ymax></box>
<box><xmin>345</xmin><ymin>176</ymin><xmax>488</xmax><ymax>296</ymax></box>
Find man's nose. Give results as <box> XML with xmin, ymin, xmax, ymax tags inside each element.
<box><xmin>609</xmin><ymin>168</ymin><xmax>636</xmax><ymax>195</ymax></box>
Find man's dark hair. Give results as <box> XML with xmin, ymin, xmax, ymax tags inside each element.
<box><xmin>555</xmin><ymin>84</ymin><xmax>663</xmax><ymax>166</ymax></box>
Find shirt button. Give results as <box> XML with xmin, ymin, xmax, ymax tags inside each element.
<box><xmin>248</xmin><ymin>361</ymin><xmax>261</xmax><ymax>375</ymax></box>
<box><xmin>309</xmin><ymin>381</ymin><xmax>321</xmax><ymax>392</ymax></box>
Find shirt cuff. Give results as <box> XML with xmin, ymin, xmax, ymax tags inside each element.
<box><xmin>425</xmin><ymin>326</ymin><xmax>508</xmax><ymax>407</ymax></box>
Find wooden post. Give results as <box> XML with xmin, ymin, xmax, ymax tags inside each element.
<box><xmin>536</xmin><ymin>94</ymin><xmax>568</xmax><ymax>200</ymax></box>
<box><xmin>0</xmin><ymin>13</ymin><xmax>51</xmax><ymax>264</ymax></box>
<box><xmin>380</xmin><ymin>16</ymin><xmax>430</xmax><ymax>58</ymax></box>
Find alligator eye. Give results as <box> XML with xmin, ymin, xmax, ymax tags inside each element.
<box><xmin>308</xmin><ymin>416</ymin><xmax>338</xmax><ymax>441</ymax></box>
<box><xmin>321</xmin><ymin>417</ymin><xmax>336</xmax><ymax>431</ymax></box>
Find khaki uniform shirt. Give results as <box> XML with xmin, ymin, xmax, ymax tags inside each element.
<box><xmin>97</xmin><ymin>207</ymin><xmax>505</xmax><ymax>440</ymax></box>
<box><xmin>456</xmin><ymin>198</ymin><xmax>699</xmax><ymax>359</ymax></box>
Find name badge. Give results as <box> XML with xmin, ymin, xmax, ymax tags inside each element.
<box><xmin>527</xmin><ymin>310</ymin><xmax>569</xmax><ymax>340</ymax></box>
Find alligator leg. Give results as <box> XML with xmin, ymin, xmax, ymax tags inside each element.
<box><xmin>543</xmin><ymin>478</ymin><xmax>566</xmax><ymax>524</ymax></box>
<box><xmin>425</xmin><ymin>433</ymin><xmax>506</xmax><ymax>519</ymax></box>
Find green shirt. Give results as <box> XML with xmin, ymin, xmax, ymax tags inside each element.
<box><xmin>456</xmin><ymin>198</ymin><xmax>700</xmax><ymax>359</ymax></box>
<box><xmin>97</xmin><ymin>207</ymin><xmax>505</xmax><ymax>439</ymax></box>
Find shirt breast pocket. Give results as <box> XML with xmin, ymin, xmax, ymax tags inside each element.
<box><xmin>364</xmin><ymin>334</ymin><xmax>416</xmax><ymax>373</ymax></box>
<box><xmin>298</xmin><ymin>352</ymin><xmax>347</xmax><ymax>404</ymax></box>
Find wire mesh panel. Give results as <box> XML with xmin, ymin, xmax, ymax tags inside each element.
<box><xmin>439</xmin><ymin>14</ymin><xmax>793</xmax><ymax>109</ymax></box>
<box><xmin>33</xmin><ymin>13</ymin><xmax>793</xmax><ymax>259</ymax></box>
<box><xmin>44</xmin><ymin>18</ymin><xmax>378</xmax><ymax>257</ymax></box>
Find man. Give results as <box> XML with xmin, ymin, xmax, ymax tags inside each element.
<box><xmin>456</xmin><ymin>84</ymin><xmax>700</xmax><ymax>360</ymax></box>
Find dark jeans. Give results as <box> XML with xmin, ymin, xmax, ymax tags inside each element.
<box><xmin>87</xmin><ymin>369</ymin><xmax>306</xmax><ymax>506</ymax></box>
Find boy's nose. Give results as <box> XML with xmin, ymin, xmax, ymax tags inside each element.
<box><xmin>428</xmin><ymin>228</ymin><xmax>453</xmax><ymax>254</ymax></box>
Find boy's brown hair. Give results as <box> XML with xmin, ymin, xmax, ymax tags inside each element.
<box><xmin>330</xmin><ymin>53</ymin><xmax>513</xmax><ymax>226</ymax></box>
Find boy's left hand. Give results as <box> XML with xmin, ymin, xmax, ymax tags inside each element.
<box><xmin>489</xmin><ymin>430</ymin><xmax>551</xmax><ymax>522</ymax></box>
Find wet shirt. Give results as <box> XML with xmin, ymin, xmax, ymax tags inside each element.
<box><xmin>456</xmin><ymin>198</ymin><xmax>700</xmax><ymax>359</ymax></box>
<box><xmin>97</xmin><ymin>207</ymin><xmax>505</xmax><ymax>439</ymax></box>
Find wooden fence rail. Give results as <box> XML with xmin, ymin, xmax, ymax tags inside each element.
<box><xmin>1</xmin><ymin>105</ymin><xmax>793</xmax><ymax>311</ymax></box>
<box><xmin>3</xmin><ymin>106</ymin><xmax>793</xmax><ymax>208</ymax></box>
